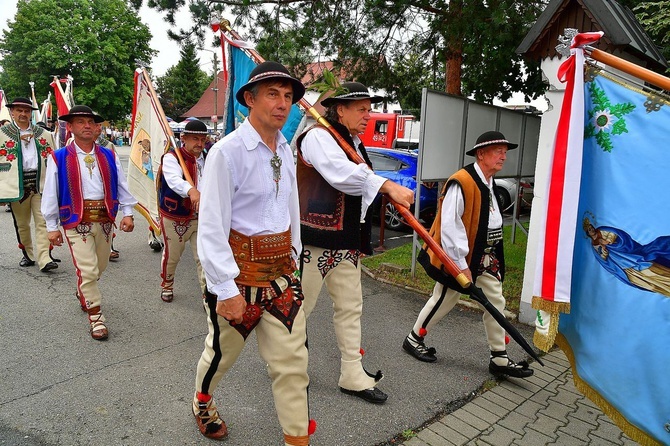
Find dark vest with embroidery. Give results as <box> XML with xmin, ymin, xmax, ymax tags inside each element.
<box><xmin>158</xmin><ymin>148</ymin><xmax>198</xmax><ymax>220</ymax></box>
<box><xmin>418</xmin><ymin>163</ymin><xmax>505</xmax><ymax>293</ymax></box>
<box><xmin>52</xmin><ymin>143</ymin><xmax>119</xmax><ymax>229</ymax></box>
<box><xmin>296</xmin><ymin>120</ymin><xmax>373</xmax><ymax>254</ymax></box>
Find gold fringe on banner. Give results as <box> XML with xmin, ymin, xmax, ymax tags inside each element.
<box><xmin>556</xmin><ymin>334</ymin><xmax>664</xmax><ymax>446</ymax></box>
<box><xmin>531</xmin><ymin>296</ymin><xmax>570</xmax><ymax>352</ymax></box>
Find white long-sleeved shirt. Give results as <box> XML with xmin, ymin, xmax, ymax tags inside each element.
<box><xmin>196</xmin><ymin>119</ymin><xmax>301</xmax><ymax>301</ymax></box>
<box><xmin>20</xmin><ymin>129</ymin><xmax>38</xmax><ymax>171</ymax></box>
<box><xmin>440</xmin><ymin>162</ymin><xmax>503</xmax><ymax>270</ymax></box>
<box><xmin>161</xmin><ymin>151</ymin><xmax>204</xmax><ymax>197</ymax></box>
<box><xmin>41</xmin><ymin>142</ymin><xmax>137</xmax><ymax>232</ymax></box>
<box><xmin>299</xmin><ymin>127</ymin><xmax>387</xmax><ymax>220</ymax></box>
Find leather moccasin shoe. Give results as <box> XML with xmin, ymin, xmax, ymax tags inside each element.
<box><xmin>19</xmin><ymin>257</ymin><xmax>35</xmax><ymax>267</ymax></box>
<box><xmin>40</xmin><ymin>261</ymin><xmax>58</xmax><ymax>272</ymax></box>
<box><xmin>149</xmin><ymin>239</ymin><xmax>163</xmax><ymax>252</ymax></box>
<box><xmin>402</xmin><ymin>337</ymin><xmax>437</xmax><ymax>363</ymax></box>
<box><xmin>489</xmin><ymin>359</ymin><xmax>534</xmax><ymax>378</ymax></box>
<box><xmin>339</xmin><ymin>386</ymin><xmax>388</xmax><ymax>404</ymax></box>
<box><xmin>90</xmin><ymin>321</ymin><xmax>108</xmax><ymax>341</ymax></box>
<box><xmin>193</xmin><ymin>396</ymin><xmax>228</xmax><ymax>440</ymax></box>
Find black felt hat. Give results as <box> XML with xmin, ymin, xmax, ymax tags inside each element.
<box><xmin>320</xmin><ymin>82</ymin><xmax>384</xmax><ymax>107</ymax></box>
<box><xmin>235</xmin><ymin>61</ymin><xmax>305</xmax><ymax>108</ymax></box>
<box><xmin>183</xmin><ymin>119</ymin><xmax>209</xmax><ymax>134</ymax></box>
<box><xmin>6</xmin><ymin>97</ymin><xmax>38</xmax><ymax>110</ymax></box>
<box><xmin>58</xmin><ymin>105</ymin><xmax>105</xmax><ymax>123</ymax></box>
<box><xmin>466</xmin><ymin>130</ymin><xmax>518</xmax><ymax>156</ymax></box>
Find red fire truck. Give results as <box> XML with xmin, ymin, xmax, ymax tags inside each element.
<box><xmin>360</xmin><ymin>113</ymin><xmax>419</xmax><ymax>150</ymax></box>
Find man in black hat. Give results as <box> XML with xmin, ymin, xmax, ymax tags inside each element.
<box><xmin>0</xmin><ymin>97</ymin><xmax>58</xmax><ymax>272</ymax></box>
<box><xmin>157</xmin><ymin>119</ymin><xmax>208</xmax><ymax>302</ymax></box>
<box><xmin>296</xmin><ymin>81</ymin><xmax>414</xmax><ymax>404</ymax></box>
<box><xmin>41</xmin><ymin>105</ymin><xmax>137</xmax><ymax>341</ymax></box>
<box><xmin>192</xmin><ymin>61</ymin><xmax>313</xmax><ymax>445</ymax></box>
<box><xmin>402</xmin><ymin>130</ymin><xmax>533</xmax><ymax>379</ymax></box>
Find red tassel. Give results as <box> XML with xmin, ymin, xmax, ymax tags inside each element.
<box><xmin>210</xmin><ymin>20</ymin><xmax>220</xmax><ymax>33</ymax></box>
<box><xmin>196</xmin><ymin>392</ymin><xmax>211</xmax><ymax>403</ymax></box>
<box><xmin>505</xmin><ymin>335</ymin><xmax>510</xmax><ymax>345</ymax></box>
<box><xmin>418</xmin><ymin>328</ymin><xmax>427</xmax><ymax>338</ymax></box>
<box><xmin>359</xmin><ymin>348</ymin><xmax>365</xmax><ymax>356</ymax></box>
<box><xmin>308</xmin><ymin>419</ymin><xmax>317</xmax><ymax>435</ymax></box>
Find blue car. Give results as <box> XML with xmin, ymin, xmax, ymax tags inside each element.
<box><xmin>367</xmin><ymin>148</ymin><xmax>438</xmax><ymax>230</ymax></box>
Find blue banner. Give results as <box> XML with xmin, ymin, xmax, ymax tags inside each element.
<box><xmin>560</xmin><ymin>69</ymin><xmax>670</xmax><ymax>444</ymax></box>
<box><xmin>224</xmin><ymin>46</ymin><xmax>304</xmax><ymax>142</ymax></box>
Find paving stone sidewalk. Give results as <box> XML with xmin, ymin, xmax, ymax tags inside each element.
<box><xmin>400</xmin><ymin>349</ymin><xmax>635</xmax><ymax>446</ymax></box>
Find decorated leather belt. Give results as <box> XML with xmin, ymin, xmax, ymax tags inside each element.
<box><xmin>82</xmin><ymin>200</ymin><xmax>111</xmax><ymax>223</ymax></box>
<box><xmin>485</xmin><ymin>227</ymin><xmax>503</xmax><ymax>249</ymax></box>
<box><xmin>22</xmin><ymin>170</ymin><xmax>38</xmax><ymax>190</ymax></box>
<box><xmin>229</xmin><ymin>228</ymin><xmax>293</xmax><ymax>287</ymax></box>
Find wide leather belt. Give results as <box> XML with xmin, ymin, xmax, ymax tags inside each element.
<box><xmin>229</xmin><ymin>228</ymin><xmax>293</xmax><ymax>287</ymax></box>
<box><xmin>22</xmin><ymin>170</ymin><xmax>37</xmax><ymax>188</ymax></box>
<box><xmin>82</xmin><ymin>200</ymin><xmax>111</xmax><ymax>223</ymax></box>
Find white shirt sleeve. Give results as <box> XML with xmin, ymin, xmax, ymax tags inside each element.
<box><xmin>41</xmin><ymin>155</ymin><xmax>61</xmax><ymax>232</ymax></box>
<box><xmin>114</xmin><ymin>153</ymin><xmax>138</xmax><ymax>216</ymax></box>
<box><xmin>440</xmin><ymin>182</ymin><xmax>470</xmax><ymax>270</ymax></box>
<box><xmin>300</xmin><ymin>128</ymin><xmax>386</xmax><ymax>210</ymax></box>
<box><xmin>196</xmin><ymin>148</ymin><xmax>241</xmax><ymax>301</ymax></box>
<box><xmin>162</xmin><ymin>153</ymin><xmax>193</xmax><ymax>198</ymax></box>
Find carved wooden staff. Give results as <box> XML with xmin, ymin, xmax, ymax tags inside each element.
<box><xmin>217</xmin><ymin>19</ymin><xmax>543</xmax><ymax>365</ymax></box>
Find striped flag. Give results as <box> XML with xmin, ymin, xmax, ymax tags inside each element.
<box><xmin>127</xmin><ymin>68</ymin><xmax>174</xmax><ymax>234</ymax></box>
<box><xmin>50</xmin><ymin>76</ymin><xmax>75</xmax><ymax>147</ymax></box>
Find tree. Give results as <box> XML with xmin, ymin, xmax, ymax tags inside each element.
<box><xmin>143</xmin><ymin>0</ymin><xmax>549</xmax><ymax>111</ymax></box>
<box><xmin>0</xmin><ymin>0</ymin><xmax>154</xmax><ymax>122</ymax></box>
<box><xmin>634</xmin><ymin>1</ymin><xmax>670</xmax><ymax>70</ymax></box>
<box><xmin>155</xmin><ymin>40</ymin><xmax>212</xmax><ymax>120</ymax></box>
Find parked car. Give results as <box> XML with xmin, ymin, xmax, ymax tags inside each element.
<box><xmin>494</xmin><ymin>178</ymin><xmax>534</xmax><ymax>213</ymax></box>
<box><xmin>367</xmin><ymin>148</ymin><xmax>438</xmax><ymax>230</ymax></box>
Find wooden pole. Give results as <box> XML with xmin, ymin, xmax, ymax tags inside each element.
<box><xmin>140</xmin><ymin>68</ymin><xmax>195</xmax><ymax>187</ymax></box>
<box><xmin>588</xmin><ymin>48</ymin><xmax>670</xmax><ymax>91</ymax></box>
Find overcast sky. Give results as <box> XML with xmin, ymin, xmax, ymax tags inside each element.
<box><xmin>0</xmin><ymin>1</ymin><xmax>218</xmax><ymax>79</ymax></box>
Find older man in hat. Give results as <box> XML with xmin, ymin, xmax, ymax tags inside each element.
<box><xmin>0</xmin><ymin>97</ymin><xmax>58</xmax><ymax>272</ymax></box>
<box><xmin>402</xmin><ymin>130</ymin><xmax>533</xmax><ymax>379</ymax></box>
<box><xmin>157</xmin><ymin>119</ymin><xmax>208</xmax><ymax>302</ymax></box>
<box><xmin>41</xmin><ymin>105</ymin><xmax>137</xmax><ymax>341</ymax></box>
<box><xmin>296</xmin><ymin>82</ymin><xmax>414</xmax><ymax>404</ymax></box>
<box><xmin>192</xmin><ymin>61</ymin><xmax>313</xmax><ymax>445</ymax></box>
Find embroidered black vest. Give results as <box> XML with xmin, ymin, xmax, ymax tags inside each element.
<box><xmin>296</xmin><ymin>120</ymin><xmax>373</xmax><ymax>254</ymax></box>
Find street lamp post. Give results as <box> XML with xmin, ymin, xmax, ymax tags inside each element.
<box><xmin>200</xmin><ymin>47</ymin><xmax>222</xmax><ymax>137</ymax></box>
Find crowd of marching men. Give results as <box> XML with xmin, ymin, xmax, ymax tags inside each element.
<box><xmin>0</xmin><ymin>60</ymin><xmax>532</xmax><ymax>445</ymax></box>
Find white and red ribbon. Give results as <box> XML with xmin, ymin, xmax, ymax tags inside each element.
<box><xmin>532</xmin><ymin>31</ymin><xmax>603</xmax><ymax>350</ymax></box>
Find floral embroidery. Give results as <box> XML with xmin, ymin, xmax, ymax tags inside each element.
<box><xmin>0</xmin><ymin>139</ymin><xmax>18</xmax><ymax>164</ymax></box>
<box><xmin>314</xmin><ymin>249</ymin><xmax>360</xmax><ymax>278</ymax></box>
<box><xmin>584</xmin><ymin>81</ymin><xmax>635</xmax><ymax>152</ymax></box>
<box><xmin>37</xmin><ymin>137</ymin><xmax>53</xmax><ymax>159</ymax></box>
<box><xmin>75</xmin><ymin>222</ymin><xmax>93</xmax><ymax>243</ymax></box>
<box><xmin>171</xmin><ymin>219</ymin><xmax>191</xmax><ymax>242</ymax></box>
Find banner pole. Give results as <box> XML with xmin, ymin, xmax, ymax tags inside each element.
<box><xmin>587</xmin><ymin>47</ymin><xmax>670</xmax><ymax>91</ymax></box>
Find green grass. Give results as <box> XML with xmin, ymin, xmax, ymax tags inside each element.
<box><xmin>362</xmin><ymin>225</ymin><xmax>528</xmax><ymax>312</ymax></box>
